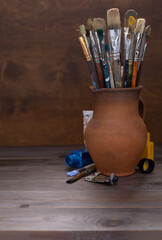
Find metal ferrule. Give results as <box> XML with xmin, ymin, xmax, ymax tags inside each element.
<box><xmin>79</xmin><ymin>37</ymin><xmax>91</xmax><ymax>61</ymax></box>
<box><xmin>101</xmin><ymin>32</ymin><xmax>107</xmax><ymax>61</ymax></box>
<box><xmin>129</xmin><ymin>32</ymin><xmax>136</xmax><ymax>60</ymax></box>
<box><xmin>124</xmin><ymin>27</ymin><xmax>131</xmax><ymax>60</ymax></box>
<box><xmin>109</xmin><ymin>29</ymin><xmax>121</xmax><ymax>60</ymax></box>
<box><xmin>83</xmin><ymin>34</ymin><xmax>92</xmax><ymax>59</ymax></box>
<box><xmin>95</xmin><ymin>32</ymin><xmax>101</xmax><ymax>57</ymax></box>
<box><xmin>138</xmin><ymin>34</ymin><xmax>146</xmax><ymax>63</ymax></box>
<box><xmin>89</xmin><ymin>31</ymin><xmax>100</xmax><ymax>63</ymax></box>
<box><xmin>134</xmin><ymin>33</ymin><xmax>143</xmax><ymax>61</ymax></box>
<box><xmin>142</xmin><ymin>42</ymin><xmax>148</xmax><ymax>61</ymax></box>
<box><xmin>107</xmin><ymin>34</ymin><xmax>112</xmax><ymax>57</ymax></box>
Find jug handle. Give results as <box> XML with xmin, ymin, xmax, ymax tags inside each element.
<box><xmin>139</xmin><ymin>97</ymin><xmax>145</xmax><ymax>120</ymax></box>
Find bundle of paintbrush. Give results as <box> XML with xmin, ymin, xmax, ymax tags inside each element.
<box><xmin>77</xmin><ymin>8</ymin><xmax>151</xmax><ymax>89</ymax></box>
<box><xmin>123</xmin><ymin>10</ymin><xmax>151</xmax><ymax>87</ymax></box>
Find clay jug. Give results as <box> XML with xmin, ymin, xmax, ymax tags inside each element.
<box><xmin>85</xmin><ymin>86</ymin><xmax>147</xmax><ymax>176</ymax></box>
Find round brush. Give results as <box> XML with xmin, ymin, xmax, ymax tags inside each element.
<box><xmin>131</xmin><ymin>18</ymin><xmax>146</xmax><ymax>87</ymax></box>
<box><xmin>107</xmin><ymin>8</ymin><xmax>122</xmax><ymax>88</ymax></box>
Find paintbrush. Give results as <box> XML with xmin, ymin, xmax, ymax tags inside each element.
<box><xmin>97</xmin><ymin>28</ymin><xmax>111</xmax><ymax>88</ymax></box>
<box><xmin>87</xmin><ymin>18</ymin><xmax>99</xmax><ymax>51</ymax></box>
<box><xmin>124</xmin><ymin>9</ymin><xmax>138</xmax><ymax>87</ymax></box>
<box><xmin>79</xmin><ymin>25</ymin><xmax>92</xmax><ymax>58</ymax></box>
<box><xmin>92</xmin><ymin>18</ymin><xmax>106</xmax><ymax>58</ymax></box>
<box><xmin>105</xmin><ymin>44</ymin><xmax>115</xmax><ymax>88</ymax></box>
<box><xmin>93</xmin><ymin>18</ymin><xmax>110</xmax><ymax>88</ymax></box>
<box><xmin>136</xmin><ymin>25</ymin><xmax>151</xmax><ymax>86</ymax></box>
<box><xmin>89</xmin><ymin>29</ymin><xmax>105</xmax><ymax>88</ymax></box>
<box><xmin>78</xmin><ymin>36</ymin><xmax>100</xmax><ymax>89</ymax></box>
<box><xmin>107</xmin><ymin>8</ymin><xmax>122</xmax><ymax>88</ymax></box>
<box><xmin>67</xmin><ymin>163</ymin><xmax>95</xmax><ymax>177</ymax></box>
<box><xmin>87</xmin><ymin>18</ymin><xmax>105</xmax><ymax>88</ymax></box>
<box><xmin>131</xmin><ymin>18</ymin><xmax>146</xmax><ymax>87</ymax></box>
<box><xmin>92</xmin><ymin>18</ymin><xmax>104</xmax><ymax>59</ymax></box>
<box><xmin>66</xmin><ymin>164</ymin><xmax>96</xmax><ymax>183</ymax></box>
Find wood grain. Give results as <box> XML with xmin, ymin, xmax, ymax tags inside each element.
<box><xmin>0</xmin><ymin>231</ymin><xmax>162</xmax><ymax>240</ymax></box>
<box><xmin>0</xmin><ymin>146</ymin><xmax>162</xmax><ymax>240</ymax></box>
<box><xmin>0</xmin><ymin>0</ymin><xmax>161</xmax><ymax>146</ymax></box>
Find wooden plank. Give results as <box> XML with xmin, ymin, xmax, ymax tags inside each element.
<box><xmin>0</xmin><ymin>208</ymin><xmax>162</xmax><ymax>231</ymax></box>
<box><xmin>0</xmin><ymin>190</ymin><xmax>162</xmax><ymax>209</ymax></box>
<box><xmin>0</xmin><ymin>231</ymin><xmax>162</xmax><ymax>240</ymax></box>
<box><xmin>0</xmin><ymin>145</ymin><xmax>161</xmax><ymax>238</ymax></box>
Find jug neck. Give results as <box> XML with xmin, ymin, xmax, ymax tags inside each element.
<box><xmin>91</xmin><ymin>86</ymin><xmax>142</xmax><ymax>120</ymax></box>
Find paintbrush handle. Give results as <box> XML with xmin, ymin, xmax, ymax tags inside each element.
<box><xmin>106</xmin><ymin>52</ymin><xmax>114</xmax><ymax>88</ymax></box>
<box><xmin>79</xmin><ymin>36</ymin><xmax>99</xmax><ymax>89</ymax></box>
<box><xmin>83</xmin><ymin>34</ymin><xmax>92</xmax><ymax>58</ymax></box>
<box><xmin>95</xmin><ymin>62</ymin><xmax>105</xmax><ymax>88</ymax></box>
<box><xmin>102</xmin><ymin>61</ymin><xmax>111</xmax><ymax>88</ymax></box>
<box><xmin>113</xmin><ymin>60</ymin><xmax>122</xmax><ymax>88</ymax></box>
<box><xmin>131</xmin><ymin>61</ymin><xmax>138</xmax><ymax>87</ymax></box>
<box><xmin>127</xmin><ymin>60</ymin><xmax>133</xmax><ymax>87</ymax></box>
<box><xmin>87</xmin><ymin>60</ymin><xmax>100</xmax><ymax>89</ymax></box>
<box><xmin>136</xmin><ymin>61</ymin><xmax>143</xmax><ymax>86</ymax></box>
<box><xmin>124</xmin><ymin>60</ymin><xmax>129</xmax><ymax>87</ymax></box>
<box><xmin>66</xmin><ymin>165</ymin><xmax>96</xmax><ymax>183</ymax></box>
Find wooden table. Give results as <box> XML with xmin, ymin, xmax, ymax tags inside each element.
<box><xmin>0</xmin><ymin>145</ymin><xmax>162</xmax><ymax>240</ymax></box>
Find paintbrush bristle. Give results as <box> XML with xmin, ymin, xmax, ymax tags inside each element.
<box><xmin>97</xmin><ymin>28</ymin><xmax>103</xmax><ymax>41</ymax></box>
<box><xmin>107</xmin><ymin>8</ymin><xmax>121</xmax><ymax>29</ymax></box>
<box><xmin>144</xmin><ymin>25</ymin><xmax>151</xmax><ymax>36</ymax></box>
<box><xmin>79</xmin><ymin>25</ymin><xmax>86</xmax><ymax>36</ymax></box>
<box><xmin>92</xmin><ymin>18</ymin><xmax>106</xmax><ymax>31</ymax></box>
<box><xmin>124</xmin><ymin>9</ymin><xmax>138</xmax><ymax>29</ymax></box>
<box><xmin>136</xmin><ymin>18</ymin><xmax>146</xmax><ymax>34</ymax></box>
<box><xmin>87</xmin><ymin>19</ymin><xmax>93</xmax><ymax>31</ymax></box>
<box><xmin>144</xmin><ymin>25</ymin><xmax>151</xmax><ymax>43</ymax></box>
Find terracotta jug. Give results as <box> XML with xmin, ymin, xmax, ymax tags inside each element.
<box><xmin>85</xmin><ymin>86</ymin><xmax>147</xmax><ymax>176</ymax></box>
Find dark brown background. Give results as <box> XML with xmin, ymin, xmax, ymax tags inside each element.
<box><xmin>0</xmin><ymin>0</ymin><xmax>161</xmax><ymax>146</ymax></box>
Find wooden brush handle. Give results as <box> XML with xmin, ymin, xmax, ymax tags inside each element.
<box><xmin>102</xmin><ymin>62</ymin><xmax>111</xmax><ymax>88</ymax></box>
<box><xmin>124</xmin><ymin>60</ymin><xmax>129</xmax><ymax>88</ymax></box>
<box><xmin>113</xmin><ymin>60</ymin><xmax>122</xmax><ymax>88</ymax></box>
<box><xmin>136</xmin><ymin>61</ymin><xmax>143</xmax><ymax>87</ymax></box>
<box><xmin>127</xmin><ymin>61</ymin><xmax>133</xmax><ymax>87</ymax></box>
<box><xmin>87</xmin><ymin>60</ymin><xmax>100</xmax><ymax>89</ymax></box>
<box><xmin>95</xmin><ymin>62</ymin><xmax>105</xmax><ymax>88</ymax></box>
<box><xmin>106</xmin><ymin>54</ymin><xmax>114</xmax><ymax>88</ymax></box>
<box><xmin>131</xmin><ymin>61</ymin><xmax>138</xmax><ymax>87</ymax></box>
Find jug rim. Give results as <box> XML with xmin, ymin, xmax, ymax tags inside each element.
<box><xmin>90</xmin><ymin>85</ymin><xmax>143</xmax><ymax>93</ymax></box>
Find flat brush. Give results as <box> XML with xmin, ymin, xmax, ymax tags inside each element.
<box><xmin>92</xmin><ymin>18</ymin><xmax>105</xmax><ymax>60</ymax></box>
<box><xmin>89</xmin><ymin>30</ymin><xmax>105</xmax><ymax>88</ymax></box>
<box><xmin>87</xmin><ymin>18</ymin><xmax>98</xmax><ymax>52</ymax></box>
<box><xmin>93</xmin><ymin>18</ymin><xmax>110</xmax><ymax>88</ymax></box>
<box><xmin>105</xmin><ymin>44</ymin><xmax>114</xmax><ymax>88</ymax></box>
<box><xmin>92</xmin><ymin>18</ymin><xmax>106</xmax><ymax>56</ymax></box>
<box><xmin>124</xmin><ymin>9</ymin><xmax>138</xmax><ymax>87</ymax></box>
<box><xmin>136</xmin><ymin>25</ymin><xmax>151</xmax><ymax>86</ymax></box>
<box><xmin>78</xmin><ymin>36</ymin><xmax>100</xmax><ymax>89</ymax></box>
<box><xmin>131</xmin><ymin>18</ymin><xmax>146</xmax><ymax>87</ymax></box>
<box><xmin>107</xmin><ymin>8</ymin><xmax>122</xmax><ymax>88</ymax></box>
<box><xmin>92</xmin><ymin>18</ymin><xmax>106</xmax><ymax>32</ymax></box>
<box><xmin>87</xmin><ymin>18</ymin><xmax>105</xmax><ymax>88</ymax></box>
<box><xmin>79</xmin><ymin>25</ymin><xmax>92</xmax><ymax>58</ymax></box>
<box><xmin>97</xmin><ymin>28</ymin><xmax>111</xmax><ymax>88</ymax></box>
<box><xmin>66</xmin><ymin>164</ymin><xmax>96</xmax><ymax>183</ymax></box>
<box><xmin>67</xmin><ymin>163</ymin><xmax>95</xmax><ymax>177</ymax></box>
